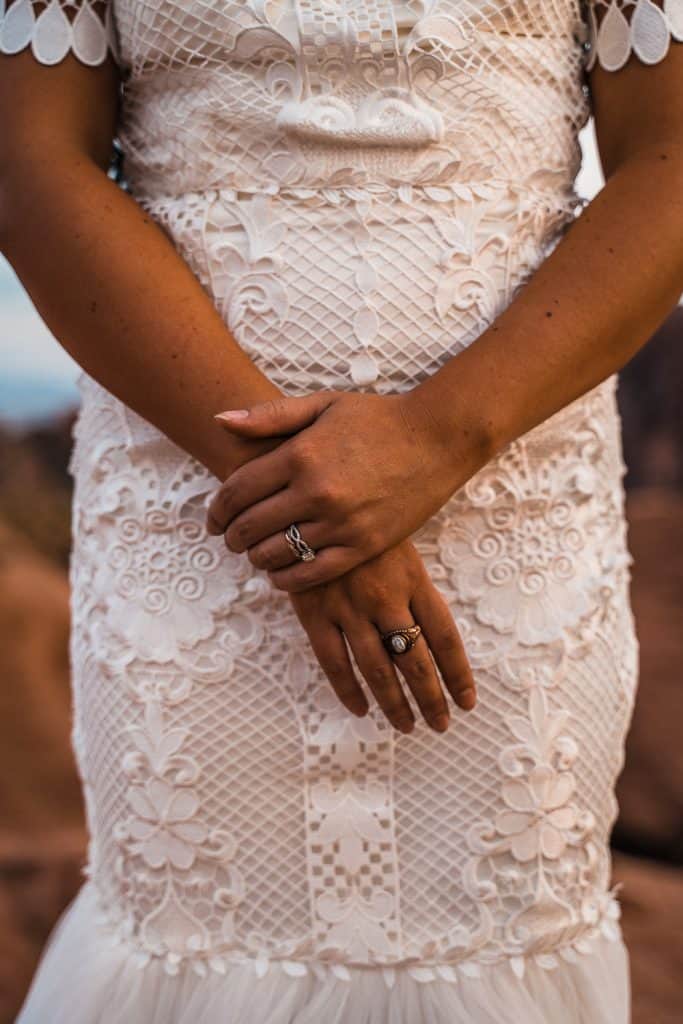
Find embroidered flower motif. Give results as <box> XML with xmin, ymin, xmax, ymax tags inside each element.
<box><xmin>127</xmin><ymin>778</ymin><xmax>208</xmax><ymax>870</ymax></box>
<box><xmin>496</xmin><ymin>767</ymin><xmax>577</xmax><ymax>862</ymax></box>
<box><xmin>204</xmin><ymin>191</ymin><xmax>290</xmax><ymax>350</ymax></box>
<box><xmin>316</xmin><ymin>884</ymin><xmax>398</xmax><ymax>960</ymax></box>
<box><xmin>434</xmin><ymin>213</ymin><xmax>510</xmax><ymax>326</ymax></box>
<box><xmin>439</xmin><ymin>437</ymin><xmax>603</xmax><ymax>645</ymax></box>
<box><xmin>101</xmin><ymin>512</ymin><xmax>237</xmax><ymax>661</ymax></box>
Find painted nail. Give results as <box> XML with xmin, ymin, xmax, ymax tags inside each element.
<box><xmin>215</xmin><ymin>410</ymin><xmax>249</xmax><ymax>422</ymax></box>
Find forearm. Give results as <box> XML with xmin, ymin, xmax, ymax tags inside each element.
<box><xmin>415</xmin><ymin>142</ymin><xmax>683</xmax><ymax>467</ymax></box>
<box><xmin>0</xmin><ymin>152</ymin><xmax>281</xmax><ymax>479</ymax></box>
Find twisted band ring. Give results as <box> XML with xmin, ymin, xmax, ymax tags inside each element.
<box><xmin>284</xmin><ymin>523</ymin><xmax>317</xmax><ymax>562</ymax></box>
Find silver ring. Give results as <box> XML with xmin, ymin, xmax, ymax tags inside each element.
<box><xmin>380</xmin><ymin>624</ymin><xmax>422</xmax><ymax>656</ymax></box>
<box><xmin>284</xmin><ymin>523</ymin><xmax>316</xmax><ymax>562</ymax></box>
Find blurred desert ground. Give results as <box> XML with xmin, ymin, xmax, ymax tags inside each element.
<box><xmin>0</xmin><ymin>305</ymin><xmax>681</xmax><ymax>1022</ymax></box>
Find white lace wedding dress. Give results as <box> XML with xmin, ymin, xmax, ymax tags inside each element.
<box><xmin>6</xmin><ymin>1</ymin><xmax>681</xmax><ymax>1021</ymax></box>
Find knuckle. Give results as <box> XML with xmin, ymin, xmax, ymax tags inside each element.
<box><xmin>366</xmin><ymin>664</ymin><xmax>396</xmax><ymax>693</ymax></box>
<box><xmin>364</xmin><ymin>525</ymin><xmax>386</xmax><ymax>555</ymax></box>
<box><xmin>263</xmin><ymin>398</ymin><xmax>284</xmax><ymax>419</ymax></box>
<box><xmin>248</xmin><ymin>546</ymin><xmax>272</xmax><ymax>570</ymax></box>
<box><xmin>324</xmin><ymin>660</ymin><xmax>352</xmax><ymax>685</ymax></box>
<box><xmin>315</xmin><ymin>479</ymin><xmax>341</xmax><ymax>511</ymax></box>
<box><xmin>434</xmin><ymin>629</ymin><xmax>461</xmax><ymax>654</ymax></box>
<box><xmin>362</xmin><ymin>582</ymin><xmax>391</xmax><ymax>607</ymax></box>
<box><xmin>290</xmin><ymin>438</ymin><xmax>316</xmax><ymax>471</ymax></box>
<box><xmin>407</xmin><ymin>656</ymin><xmax>433</xmax><ymax>683</ymax></box>
<box><xmin>234</xmin><ymin>519</ymin><xmax>252</xmax><ymax>544</ymax></box>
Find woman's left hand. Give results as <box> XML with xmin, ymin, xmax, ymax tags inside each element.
<box><xmin>206</xmin><ymin>389</ymin><xmax>494</xmax><ymax>592</ymax></box>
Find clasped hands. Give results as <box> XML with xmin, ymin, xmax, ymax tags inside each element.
<box><xmin>206</xmin><ymin>389</ymin><xmax>490</xmax><ymax>735</ymax></box>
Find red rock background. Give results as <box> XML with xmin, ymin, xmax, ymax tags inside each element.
<box><xmin>1</xmin><ymin>309</ymin><xmax>681</xmax><ymax>1023</ymax></box>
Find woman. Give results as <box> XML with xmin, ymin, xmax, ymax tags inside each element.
<box><xmin>1</xmin><ymin>1</ymin><xmax>681</xmax><ymax>1021</ymax></box>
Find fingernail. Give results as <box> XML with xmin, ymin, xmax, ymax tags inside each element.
<box><xmin>431</xmin><ymin>714</ymin><xmax>450</xmax><ymax>732</ymax></box>
<box><xmin>460</xmin><ymin>689</ymin><xmax>477</xmax><ymax>711</ymax></box>
<box><xmin>215</xmin><ymin>410</ymin><xmax>249</xmax><ymax>422</ymax></box>
<box><xmin>395</xmin><ymin>718</ymin><xmax>414</xmax><ymax>734</ymax></box>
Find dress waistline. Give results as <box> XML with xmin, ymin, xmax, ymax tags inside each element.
<box><xmin>131</xmin><ymin>177</ymin><xmax>586</xmax><ymax>213</ymax></box>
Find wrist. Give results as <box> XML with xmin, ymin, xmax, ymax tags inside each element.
<box><xmin>206</xmin><ymin>383</ymin><xmax>285</xmax><ymax>479</ymax></box>
<box><xmin>407</xmin><ymin>364</ymin><xmax>502</xmax><ymax>490</ymax></box>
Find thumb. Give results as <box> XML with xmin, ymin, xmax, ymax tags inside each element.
<box><xmin>214</xmin><ymin>393</ymin><xmax>334</xmax><ymax>437</ymax></box>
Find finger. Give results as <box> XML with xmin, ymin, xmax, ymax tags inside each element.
<box><xmin>268</xmin><ymin>546</ymin><xmax>360</xmax><ymax>592</ymax></box>
<box><xmin>224</xmin><ymin>491</ymin><xmax>314</xmax><ymax>553</ymax></box>
<box><xmin>343</xmin><ymin>620</ymin><xmax>415</xmax><ymax>734</ymax></box>
<box><xmin>300</xmin><ymin>616</ymin><xmax>369</xmax><ymax>718</ymax></box>
<box><xmin>214</xmin><ymin>393</ymin><xmax>334</xmax><ymax>438</ymax></box>
<box><xmin>206</xmin><ymin>450</ymin><xmax>291</xmax><ymax>535</ymax></box>
<box><xmin>247</xmin><ymin>521</ymin><xmax>329</xmax><ymax>572</ymax></box>
<box><xmin>410</xmin><ymin>585</ymin><xmax>477</xmax><ymax>712</ymax></box>
<box><xmin>374</xmin><ymin>607</ymin><xmax>450</xmax><ymax>733</ymax></box>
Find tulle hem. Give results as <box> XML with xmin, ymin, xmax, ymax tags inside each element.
<box><xmin>16</xmin><ymin>881</ymin><xmax>630</xmax><ymax>1023</ymax></box>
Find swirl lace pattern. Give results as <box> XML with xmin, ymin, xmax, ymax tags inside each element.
<box><xmin>4</xmin><ymin>0</ymin><xmax>649</xmax><ymax>995</ymax></box>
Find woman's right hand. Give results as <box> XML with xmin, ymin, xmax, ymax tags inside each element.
<box><xmin>288</xmin><ymin>539</ymin><xmax>476</xmax><ymax>734</ymax></box>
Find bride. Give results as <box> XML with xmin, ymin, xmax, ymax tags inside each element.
<box><xmin>2</xmin><ymin>1</ymin><xmax>682</xmax><ymax>1021</ymax></box>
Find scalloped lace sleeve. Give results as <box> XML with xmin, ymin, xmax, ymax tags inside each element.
<box><xmin>0</xmin><ymin>0</ymin><xmax>117</xmax><ymax>67</ymax></box>
<box><xmin>584</xmin><ymin>0</ymin><xmax>683</xmax><ymax>71</ymax></box>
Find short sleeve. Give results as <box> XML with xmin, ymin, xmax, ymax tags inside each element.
<box><xmin>0</xmin><ymin>0</ymin><xmax>117</xmax><ymax>67</ymax></box>
<box><xmin>584</xmin><ymin>0</ymin><xmax>683</xmax><ymax>71</ymax></box>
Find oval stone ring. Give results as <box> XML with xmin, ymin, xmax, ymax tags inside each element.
<box><xmin>380</xmin><ymin>624</ymin><xmax>422</xmax><ymax>656</ymax></box>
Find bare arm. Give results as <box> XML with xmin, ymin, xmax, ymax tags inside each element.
<box><xmin>414</xmin><ymin>53</ymin><xmax>683</xmax><ymax>460</ymax></box>
<box><xmin>204</xmin><ymin>40</ymin><xmax>683</xmax><ymax>592</ymax></box>
<box><xmin>0</xmin><ymin>47</ymin><xmax>476</xmax><ymax>733</ymax></box>
<box><xmin>0</xmin><ymin>52</ymin><xmax>282</xmax><ymax>480</ymax></box>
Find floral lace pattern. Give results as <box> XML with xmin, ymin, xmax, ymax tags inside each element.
<box><xmin>66</xmin><ymin>359</ymin><xmax>639</xmax><ymax>981</ymax></box>
<box><xmin>6</xmin><ymin>0</ymin><xmax>648</xmax><ymax>996</ymax></box>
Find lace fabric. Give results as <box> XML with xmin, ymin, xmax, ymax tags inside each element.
<box><xmin>585</xmin><ymin>0</ymin><xmax>683</xmax><ymax>71</ymax></box>
<box><xmin>0</xmin><ymin>0</ymin><xmax>117</xmax><ymax>65</ymax></box>
<box><xmin>5</xmin><ymin>2</ymin><xmax>662</xmax><ymax>1021</ymax></box>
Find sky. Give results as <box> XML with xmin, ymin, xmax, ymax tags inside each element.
<box><xmin>0</xmin><ymin>123</ymin><xmax>607</xmax><ymax>428</ymax></box>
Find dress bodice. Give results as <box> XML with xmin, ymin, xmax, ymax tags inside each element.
<box><xmin>3</xmin><ymin>1</ymin><xmax>682</xmax><ymax>201</ymax></box>
<box><xmin>108</xmin><ymin>0</ymin><xmax>594</xmax><ymax>202</ymax></box>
